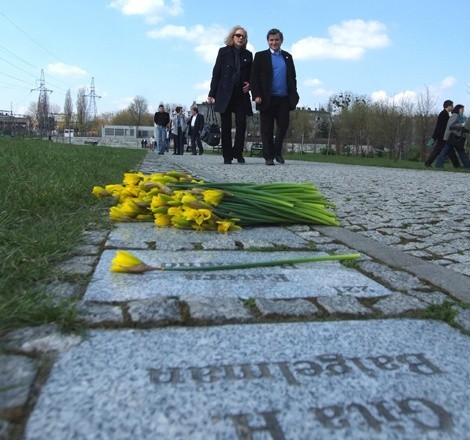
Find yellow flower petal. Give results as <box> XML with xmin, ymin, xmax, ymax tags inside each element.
<box><xmin>110</xmin><ymin>251</ymin><xmax>150</xmax><ymax>273</ymax></box>
<box><xmin>203</xmin><ymin>189</ymin><xmax>224</xmax><ymax>206</ymax></box>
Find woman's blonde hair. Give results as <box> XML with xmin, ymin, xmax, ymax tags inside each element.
<box><xmin>225</xmin><ymin>25</ymin><xmax>248</xmax><ymax>47</ymax></box>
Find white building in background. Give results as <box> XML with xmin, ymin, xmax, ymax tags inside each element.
<box><xmin>101</xmin><ymin>125</ymin><xmax>155</xmax><ymax>139</ymax></box>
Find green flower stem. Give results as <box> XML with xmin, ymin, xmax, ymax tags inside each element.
<box><xmin>153</xmin><ymin>253</ymin><xmax>361</xmax><ymax>272</ymax></box>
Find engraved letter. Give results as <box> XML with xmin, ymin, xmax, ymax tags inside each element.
<box><xmin>368</xmin><ymin>355</ymin><xmax>399</xmax><ymax>371</ymax></box>
<box><xmin>224</xmin><ymin>363</ymin><xmax>273</xmax><ymax>381</ymax></box>
<box><xmin>189</xmin><ymin>365</ymin><xmax>222</xmax><ymax>383</ymax></box>
<box><xmin>293</xmin><ymin>361</ymin><xmax>322</xmax><ymax>377</ymax></box>
<box><xmin>347</xmin><ymin>403</ymin><xmax>382</xmax><ymax>432</ymax></box>
<box><xmin>148</xmin><ymin>368</ymin><xmax>184</xmax><ymax>385</ymax></box>
<box><xmin>317</xmin><ymin>354</ymin><xmax>352</xmax><ymax>376</ymax></box>
<box><xmin>396</xmin><ymin>398</ymin><xmax>453</xmax><ymax>431</ymax></box>
<box><xmin>396</xmin><ymin>353</ymin><xmax>444</xmax><ymax>375</ymax></box>
<box><xmin>226</xmin><ymin>411</ymin><xmax>286</xmax><ymax>440</ymax></box>
<box><xmin>311</xmin><ymin>404</ymin><xmax>349</xmax><ymax>429</ymax></box>
<box><xmin>274</xmin><ymin>362</ymin><xmax>300</xmax><ymax>385</ymax></box>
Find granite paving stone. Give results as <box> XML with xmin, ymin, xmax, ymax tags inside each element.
<box><xmin>77</xmin><ymin>302</ymin><xmax>124</xmax><ymax>325</ymax></box>
<box><xmin>454</xmin><ymin>307</ymin><xmax>470</xmax><ymax>332</ymax></box>
<box><xmin>316</xmin><ymin>295</ymin><xmax>374</xmax><ymax>315</ymax></box>
<box><xmin>127</xmin><ymin>297</ymin><xmax>182</xmax><ymax>324</ymax></box>
<box><xmin>85</xmin><ymin>250</ymin><xmax>391</xmax><ymax>302</ymax></box>
<box><xmin>372</xmin><ymin>293</ymin><xmax>429</xmax><ymax>315</ymax></box>
<box><xmin>185</xmin><ymin>297</ymin><xmax>252</xmax><ymax>322</ymax></box>
<box><xmin>1</xmin><ymin>324</ymin><xmax>82</xmax><ymax>354</ymax></box>
<box><xmin>23</xmin><ymin>320</ymin><xmax>470</xmax><ymax>440</ymax></box>
<box><xmin>255</xmin><ymin>298</ymin><xmax>319</xmax><ymax>318</ymax></box>
<box><xmin>0</xmin><ymin>355</ymin><xmax>38</xmax><ymax>411</ymax></box>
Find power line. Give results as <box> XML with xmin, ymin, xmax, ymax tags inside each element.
<box><xmin>0</xmin><ymin>12</ymin><xmax>63</xmax><ymax>63</ymax></box>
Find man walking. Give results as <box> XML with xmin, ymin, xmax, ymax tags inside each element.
<box><xmin>188</xmin><ymin>107</ymin><xmax>205</xmax><ymax>155</ymax></box>
<box><xmin>250</xmin><ymin>28</ymin><xmax>299</xmax><ymax>165</ymax></box>
<box><xmin>153</xmin><ymin>104</ymin><xmax>170</xmax><ymax>154</ymax></box>
<box><xmin>425</xmin><ymin>100</ymin><xmax>460</xmax><ymax>168</ymax></box>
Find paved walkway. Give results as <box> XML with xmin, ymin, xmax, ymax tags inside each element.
<box><xmin>1</xmin><ymin>152</ymin><xmax>469</xmax><ymax>440</ymax></box>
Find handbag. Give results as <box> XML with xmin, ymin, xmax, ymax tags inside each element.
<box><xmin>201</xmin><ymin>105</ymin><xmax>220</xmax><ymax>147</ymax></box>
<box><xmin>426</xmin><ymin>137</ymin><xmax>436</xmax><ymax>148</ymax></box>
<box><xmin>447</xmin><ymin>129</ymin><xmax>465</xmax><ymax>148</ymax></box>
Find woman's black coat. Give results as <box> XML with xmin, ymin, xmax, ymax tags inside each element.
<box><xmin>209</xmin><ymin>45</ymin><xmax>253</xmax><ymax>115</ymax></box>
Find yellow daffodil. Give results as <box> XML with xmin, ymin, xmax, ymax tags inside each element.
<box><xmin>167</xmin><ymin>206</ymin><xmax>184</xmax><ymax>217</ymax></box>
<box><xmin>119</xmin><ymin>200</ymin><xmax>141</xmax><ymax>217</ymax></box>
<box><xmin>110</xmin><ymin>206</ymin><xmax>136</xmax><ymax>222</ymax></box>
<box><xmin>92</xmin><ymin>186</ymin><xmax>109</xmax><ymax>198</ymax></box>
<box><xmin>155</xmin><ymin>213</ymin><xmax>172</xmax><ymax>227</ymax></box>
<box><xmin>203</xmin><ymin>189</ymin><xmax>224</xmax><ymax>206</ymax></box>
<box><xmin>150</xmin><ymin>194</ymin><xmax>169</xmax><ymax>210</ymax></box>
<box><xmin>123</xmin><ymin>172</ymin><xmax>144</xmax><ymax>186</ymax></box>
<box><xmin>181</xmin><ymin>192</ymin><xmax>198</xmax><ymax>204</ymax></box>
<box><xmin>186</xmin><ymin>208</ymin><xmax>212</xmax><ymax>225</ymax></box>
<box><xmin>110</xmin><ymin>251</ymin><xmax>152</xmax><ymax>273</ymax></box>
<box><xmin>216</xmin><ymin>220</ymin><xmax>241</xmax><ymax>233</ymax></box>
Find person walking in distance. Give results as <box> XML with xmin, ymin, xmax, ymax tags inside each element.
<box><xmin>250</xmin><ymin>28</ymin><xmax>299</xmax><ymax>165</ymax></box>
<box><xmin>171</xmin><ymin>106</ymin><xmax>187</xmax><ymax>155</ymax></box>
<box><xmin>153</xmin><ymin>104</ymin><xmax>170</xmax><ymax>154</ymax></box>
<box><xmin>425</xmin><ymin>100</ymin><xmax>460</xmax><ymax>168</ymax></box>
<box><xmin>208</xmin><ymin>25</ymin><xmax>253</xmax><ymax>164</ymax></box>
<box><xmin>188</xmin><ymin>107</ymin><xmax>205</xmax><ymax>155</ymax></box>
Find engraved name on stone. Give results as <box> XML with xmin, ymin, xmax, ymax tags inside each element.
<box><xmin>217</xmin><ymin>398</ymin><xmax>453</xmax><ymax>439</ymax></box>
<box><xmin>148</xmin><ymin>352</ymin><xmax>444</xmax><ymax>386</ymax></box>
<box><xmin>148</xmin><ymin>352</ymin><xmax>452</xmax><ymax>438</ymax></box>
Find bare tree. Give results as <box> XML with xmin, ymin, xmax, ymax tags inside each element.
<box><xmin>415</xmin><ymin>86</ymin><xmax>437</xmax><ymax>161</ymax></box>
<box><xmin>129</xmin><ymin>96</ymin><xmax>151</xmax><ymax>130</ymax></box>
<box><xmin>76</xmin><ymin>87</ymin><xmax>88</xmax><ymax>135</ymax></box>
<box><xmin>64</xmin><ymin>89</ymin><xmax>73</xmax><ymax>131</ymax></box>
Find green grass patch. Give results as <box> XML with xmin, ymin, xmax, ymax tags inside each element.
<box><xmin>285</xmin><ymin>151</ymin><xmax>470</xmax><ymax>172</ymax></box>
<box><xmin>0</xmin><ymin>137</ymin><xmax>146</xmax><ymax>332</ymax></box>
<box><xmin>424</xmin><ymin>300</ymin><xmax>458</xmax><ymax>325</ymax></box>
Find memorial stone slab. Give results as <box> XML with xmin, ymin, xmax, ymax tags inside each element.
<box><xmin>24</xmin><ymin>320</ymin><xmax>470</xmax><ymax>439</ymax></box>
<box><xmin>85</xmin><ymin>250</ymin><xmax>391</xmax><ymax>302</ymax></box>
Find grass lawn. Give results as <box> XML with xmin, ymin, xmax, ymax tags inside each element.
<box><xmin>0</xmin><ymin>137</ymin><xmax>146</xmax><ymax>333</ymax></box>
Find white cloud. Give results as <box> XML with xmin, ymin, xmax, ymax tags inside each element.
<box><xmin>371</xmin><ymin>90</ymin><xmax>417</xmax><ymax>104</ymax></box>
<box><xmin>148</xmin><ymin>24</ymin><xmax>228</xmax><ymax>63</ymax></box>
<box><xmin>46</xmin><ymin>62</ymin><xmax>88</xmax><ymax>77</ymax></box>
<box><xmin>440</xmin><ymin>76</ymin><xmax>457</xmax><ymax>89</ymax></box>
<box><xmin>291</xmin><ymin>19</ymin><xmax>390</xmax><ymax>61</ymax></box>
<box><xmin>194</xmin><ymin>80</ymin><xmax>210</xmax><ymax>91</ymax></box>
<box><xmin>108</xmin><ymin>0</ymin><xmax>183</xmax><ymax>23</ymax></box>
<box><xmin>304</xmin><ymin>78</ymin><xmax>323</xmax><ymax>87</ymax></box>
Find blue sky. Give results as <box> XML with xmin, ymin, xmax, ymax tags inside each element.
<box><xmin>1</xmin><ymin>0</ymin><xmax>469</xmax><ymax>116</ymax></box>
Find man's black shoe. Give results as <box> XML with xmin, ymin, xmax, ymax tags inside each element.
<box><xmin>224</xmin><ymin>160</ymin><xmax>232</xmax><ymax>164</ymax></box>
<box><xmin>275</xmin><ymin>155</ymin><xmax>285</xmax><ymax>164</ymax></box>
<box><xmin>265</xmin><ymin>159</ymin><xmax>275</xmax><ymax>166</ymax></box>
<box><xmin>237</xmin><ymin>157</ymin><xmax>246</xmax><ymax>164</ymax></box>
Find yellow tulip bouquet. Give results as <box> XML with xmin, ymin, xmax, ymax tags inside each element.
<box><xmin>92</xmin><ymin>171</ymin><xmax>340</xmax><ymax>233</ymax></box>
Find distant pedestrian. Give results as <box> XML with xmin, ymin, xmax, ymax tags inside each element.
<box><xmin>188</xmin><ymin>107</ymin><xmax>205</xmax><ymax>155</ymax></box>
<box><xmin>425</xmin><ymin>100</ymin><xmax>460</xmax><ymax>168</ymax></box>
<box><xmin>141</xmin><ymin>139</ymin><xmax>145</xmax><ymax>148</ymax></box>
<box><xmin>208</xmin><ymin>25</ymin><xmax>253</xmax><ymax>164</ymax></box>
<box><xmin>250</xmin><ymin>28</ymin><xmax>299</xmax><ymax>165</ymax></box>
<box><xmin>154</xmin><ymin>104</ymin><xmax>170</xmax><ymax>154</ymax></box>
<box><xmin>171</xmin><ymin>106</ymin><xmax>187</xmax><ymax>155</ymax></box>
